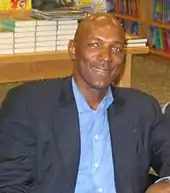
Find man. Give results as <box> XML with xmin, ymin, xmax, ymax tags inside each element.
<box><xmin>0</xmin><ymin>13</ymin><xmax>170</xmax><ymax>193</ymax></box>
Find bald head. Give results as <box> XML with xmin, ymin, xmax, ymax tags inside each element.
<box><xmin>74</xmin><ymin>13</ymin><xmax>124</xmax><ymax>42</ymax></box>
<box><xmin>68</xmin><ymin>13</ymin><xmax>125</xmax><ymax>92</ymax></box>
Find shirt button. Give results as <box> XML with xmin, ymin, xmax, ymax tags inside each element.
<box><xmin>97</xmin><ymin>188</ymin><xmax>103</xmax><ymax>193</ymax></box>
<box><xmin>94</xmin><ymin>163</ymin><xmax>99</xmax><ymax>168</ymax></box>
<box><xmin>94</xmin><ymin>135</ymin><xmax>99</xmax><ymax>140</ymax></box>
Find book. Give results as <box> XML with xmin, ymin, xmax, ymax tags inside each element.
<box><xmin>36</xmin><ymin>25</ymin><xmax>57</xmax><ymax>32</ymax></box>
<box><xmin>14</xmin><ymin>31</ymin><xmax>35</xmax><ymax>38</ymax></box>
<box><xmin>36</xmin><ymin>20</ymin><xmax>57</xmax><ymax>26</ymax></box>
<box><xmin>2</xmin><ymin>18</ymin><xmax>36</xmax><ymax>27</ymax></box>
<box><xmin>32</xmin><ymin>9</ymin><xmax>86</xmax><ymax>21</ymax></box>
<box><xmin>56</xmin><ymin>34</ymin><xmax>74</xmax><ymax>40</ymax></box>
<box><xmin>0</xmin><ymin>49</ymin><xmax>13</xmax><ymax>55</ymax></box>
<box><xmin>58</xmin><ymin>19</ymin><xmax>78</xmax><ymax>25</ymax></box>
<box><xmin>0</xmin><ymin>43</ymin><xmax>13</xmax><ymax>49</ymax></box>
<box><xmin>36</xmin><ymin>36</ymin><xmax>57</xmax><ymax>41</ymax></box>
<box><xmin>56</xmin><ymin>45</ymin><xmax>68</xmax><ymax>50</ymax></box>
<box><xmin>14</xmin><ymin>48</ymin><xmax>35</xmax><ymax>54</ymax></box>
<box><xmin>0</xmin><ymin>38</ymin><xmax>14</xmax><ymax>44</ymax></box>
<box><xmin>14</xmin><ymin>42</ymin><xmax>35</xmax><ymax>49</ymax></box>
<box><xmin>36</xmin><ymin>31</ymin><xmax>57</xmax><ymax>36</ymax></box>
<box><xmin>35</xmin><ymin>47</ymin><xmax>56</xmax><ymax>52</ymax></box>
<box><xmin>57</xmin><ymin>24</ymin><xmax>78</xmax><ymax>30</ymax></box>
<box><xmin>36</xmin><ymin>41</ymin><xmax>56</xmax><ymax>47</ymax></box>
<box><xmin>14</xmin><ymin>36</ymin><xmax>35</xmax><ymax>43</ymax></box>
<box><xmin>0</xmin><ymin>31</ymin><xmax>13</xmax><ymax>38</ymax></box>
<box><xmin>125</xmin><ymin>43</ymin><xmax>147</xmax><ymax>47</ymax></box>
<box><xmin>0</xmin><ymin>0</ymin><xmax>31</xmax><ymax>11</ymax></box>
<box><xmin>57</xmin><ymin>29</ymin><xmax>76</xmax><ymax>35</ymax></box>
<box><xmin>125</xmin><ymin>33</ymin><xmax>147</xmax><ymax>44</ymax></box>
<box><xmin>56</xmin><ymin>40</ymin><xmax>69</xmax><ymax>46</ymax></box>
<box><xmin>2</xmin><ymin>24</ymin><xmax>36</xmax><ymax>32</ymax></box>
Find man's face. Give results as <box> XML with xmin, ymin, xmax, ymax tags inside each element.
<box><xmin>71</xmin><ymin>18</ymin><xmax>125</xmax><ymax>90</ymax></box>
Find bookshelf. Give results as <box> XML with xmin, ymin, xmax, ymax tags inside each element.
<box><xmin>0</xmin><ymin>47</ymin><xmax>149</xmax><ymax>87</ymax></box>
<box><xmin>113</xmin><ymin>0</ymin><xmax>170</xmax><ymax>58</ymax></box>
<box><xmin>0</xmin><ymin>10</ymin><xmax>149</xmax><ymax>88</ymax></box>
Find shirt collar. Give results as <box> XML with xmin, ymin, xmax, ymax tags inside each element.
<box><xmin>72</xmin><ymin>77</ymin><xmax>114</xmax><ymax>114</ymax></box>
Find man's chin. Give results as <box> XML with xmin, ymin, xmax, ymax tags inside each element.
<box><xmin>91</xmin><ymin>81</ymin><xmax>111</xmax><ymax>90</ymax></box>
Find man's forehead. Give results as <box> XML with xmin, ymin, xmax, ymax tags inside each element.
<box><xmin>74</xmin><ymin>13</ymin><xmax>123</xmax><ymax>41</ymax></box>
<box><xmin>83</xmin><ymin>14</ymin><xmax>119</xmax><ymax>28</ymax></box>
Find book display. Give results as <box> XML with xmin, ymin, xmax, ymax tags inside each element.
<box><xmin>113</xmin><ymin>0</ymin><xmax>170</xmax><ymax>58</ymax></box>
<box><xmin>0</xmin><ymin>4</ymin><xmax>149</xmax><ymax>88</ymax></box>
<box><xmin>0</xmin><ymin>0</ymin><xmax>31</xmax><ymax>11</ymax></box>
<box><xmin>0</xmin><ymin>17</ymin><xmax>79</xmax><ymax>54</ymax></box>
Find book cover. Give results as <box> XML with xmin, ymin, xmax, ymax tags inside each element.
<box><xmin>125</xmin><ymin>43</ymin><xmax>146</xmax><ymax>47</ymax></box>
<box><xmin>2</xmin><ymin>24</ymin><xmax>36</xmax><ymax>32</ymax></box>
<box><xmin>2</xmin><ymin>18</ymin><xmax>36</xmax><ymax>27</ymax></box>
<box><xmin>125</xmin><ymin>33</ymin><xmax>147</xmax><ymax>44</ymax></box>
<box><xmin>0</xmin><ymin>0</ymin><xmax>31</xmax><ymax>10</ymax></box>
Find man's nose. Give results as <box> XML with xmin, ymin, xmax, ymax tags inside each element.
<box><xmin>99</xmin><ymin>47</ymin><xmax>112</xmax><ymax>62</ymax></box>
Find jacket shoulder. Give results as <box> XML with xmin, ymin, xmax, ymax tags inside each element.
<box><xmin>113</xmin><ymin>86</ymin><xmax>162</xmax><ymax>114</ymax></box>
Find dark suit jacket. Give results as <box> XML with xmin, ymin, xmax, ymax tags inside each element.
<box><xmin>164</xmin><ymin>103</ymin><xmax>170</xmax><ymax>119</ymax></box>
<box><xmin>0</xmin><ymin>76</ymin><xmax>170</xmax><ymax>193</ymax></box>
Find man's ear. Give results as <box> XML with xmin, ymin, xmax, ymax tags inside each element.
<box><xmin>68</xmin><ymin>39</ymin><xmax>76</xmax><ymax>60</ymax></box>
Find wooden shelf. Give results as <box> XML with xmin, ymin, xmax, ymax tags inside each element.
<box><xmin>0</xmin><ymin>47</ymin><xmax>149</xmax><ymax>64</ymax></box>
<box><xmin>0</xmin><ymin>10</ymin><xmax>31</xmax><ymax>18</ymax></box>
<box><xmin>113</xmin><ymin>13</ymin><xmax>170</xmax><ymax>30</ymax></box>
<box><xmin>113</xmin><ymin>13</ymin><xmax>142</xmax><ymax>22</ymax></box>
<box><xmin>0</xmin><ymin>51</ymin><xmax>70</xmax><ymax>64</ymax></box>
<box><xmin>0</xmin><ymin>47</ymin><xmax>149</xmax><ymax>84</ymax></box>
<box><xmin>145</xmin><ymin>21</ymin><xmax>170</xmax><ymax>30</ymax></box>
<box><xmin>125</xmin><ymin>46</ymin><xmax>149</xmax><ymax>54</ymax></box>
<box><xmin>150</xmin><ymin>48</ymin><xmax>170</xmax><ymax>58</ymax></box>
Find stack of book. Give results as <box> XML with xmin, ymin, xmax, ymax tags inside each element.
<box><xmin>32</xmin><ymin>9</ymin><xmax>86</xmax><ymax>21</ymax></box>
<box><xmin>0</xmin><ymin>31</ymin><xmax>14</xmax><ymax>55</ymax></box>
<box><xmin>125</xmin><ymin>33</ymin><xmax>147</xmax><ymax>48</ymax></box>
<box><xmin>35</xmin><ymin>20</ymin><xmax>57</xmax><ymax>52</ymax></box>
<box><xmin>2</xmin><ymin>18</ymin><xmax>36</xmax><ymax>54</ymax></box>
<box><xmin>56</xmin><ymin>19</ymin><xmax>78</xmax><ymax>51</ymax></box>
<box><xmin>0</xmin><ymin>17</ymin><xmax>79</xmax><ymax>54</ymax></box>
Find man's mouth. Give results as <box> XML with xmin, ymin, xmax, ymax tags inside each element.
<box><xmin>92</xmin><ymin>66</ymin><xmax>111</xmax><ymax>73</ymax></box>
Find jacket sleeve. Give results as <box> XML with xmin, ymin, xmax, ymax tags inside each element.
<box><xmin>0</xmin><ymin>86</ymin><xmax>36</xmax><ymax>193</ymax></box>
<box><xmin>150</xmin><ymin>99</ymin><xmax>170</xmax><ymax>177</ymax></box>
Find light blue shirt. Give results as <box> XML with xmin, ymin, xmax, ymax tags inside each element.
<box><xmin>72</xmin><ymin>78</ymin><xmax>117</xmax><ymax>193</ymax></box>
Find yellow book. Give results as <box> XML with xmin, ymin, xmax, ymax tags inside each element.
<box><xmin>0</xmin><ymin>0</ymin><xmax>32</xmax><ymax>11</ymax></box>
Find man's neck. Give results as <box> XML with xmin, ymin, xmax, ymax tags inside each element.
<box><xmin>73</xmin><ymin>77</ymin><xmax>108</xmax><ymax>110</ymax></box>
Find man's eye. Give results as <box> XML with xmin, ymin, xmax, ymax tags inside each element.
<box><xmin>88</xmin><ymin>42</ymin><xmax>100</xmax><ymax>48</ymax></box>
<box><xmin>112</xmin><ymin>47</ymin><xmax>123</xmax><ymax>52</ymax></box>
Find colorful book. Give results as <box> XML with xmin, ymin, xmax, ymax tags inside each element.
<box><xmin>0</xmin><ymin>0</ymin><xmax>31</xmax><ymax>10</ymax></box>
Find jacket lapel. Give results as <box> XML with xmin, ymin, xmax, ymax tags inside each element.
<box><xmin>52</xmin><ymin>77</ymin><xmax>80</xmax><ymax>193</ymax></box>
<box><xmin>108</xmin><ymin>87</ymin><xmax>139</xmax><ymax>193</ymax></box>
<box><xmin>52</xmin><ymin>80</ymin><xmax>140</xmax><ymax>193</ymax></box>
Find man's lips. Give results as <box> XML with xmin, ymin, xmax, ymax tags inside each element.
<box><xmin>92</xmin><ymin>66</ymin><xmax>111</xmax><ymax>73</ymax></box>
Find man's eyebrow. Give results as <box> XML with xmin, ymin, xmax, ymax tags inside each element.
<box><xmin>87</xmin><ymin>37</ymin><xmax>102</xmax><ymax>42</ymax></box>
<box><xmin>86</xmin><ymin>37</ymin><xmax>124</xmax><ymax>45</ymax></box>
